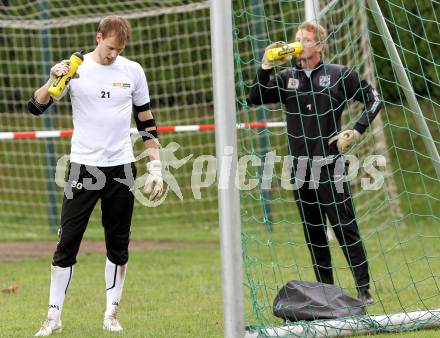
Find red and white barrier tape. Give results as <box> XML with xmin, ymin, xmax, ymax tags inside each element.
<box><xmin>0</xmin><ymin>121</ymin><xmax>286</xmax><ymax>140</ymax></box>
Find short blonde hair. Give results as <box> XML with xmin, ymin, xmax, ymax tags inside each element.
<box><xmin>298</xmin><ymin>22</ymin><xmax>327</xmax><ymax>44</ymax></box>
<box><xmin>97</xmin><ymin>15</ymin><xmax>131</xmax><ymax>44</ymax></box>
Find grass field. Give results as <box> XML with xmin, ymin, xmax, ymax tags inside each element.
<box><xmin>1</xmin><ymin>102</ymin><xmax>440</xmax><ymax>337</ymax></box>
<box><xmin>1</xmin><ymin>246</ymin><xmax>440</xmax><ymax>337</ymax></box>
<box><xmin>0</xmin><ymin>247</ymin><xmax>223</xmax><ymax>337</ymax></box>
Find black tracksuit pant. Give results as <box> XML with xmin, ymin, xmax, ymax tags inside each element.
<box><xmin>53</xmin><ymin>162</ymin><xmax>137</xmax><ymax>267</ymax></box>
<box><xmin>293</xmin><ymin>163</ymin><xmax>370</xmax><ymax>290</ymax></box>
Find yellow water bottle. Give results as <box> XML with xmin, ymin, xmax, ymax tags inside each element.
<box><xmin>266</xmin><ymin>42</ymin><xmax>304</xmax><ymax>61</ymax></box>
<box><xmin>48</xmin><ymin>51</ymin><xmax>83</xmax><ymax>98</ymax></box>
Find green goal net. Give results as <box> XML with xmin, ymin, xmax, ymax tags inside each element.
<box><xmin>234</xmin><ymin>0</ymin><xmax>440</xmax><ymax>336</ymax></box>
<box><xmin>0</xmin><ymin>1</ymin><xmax>218</xmax><ymax>241</ymax></box>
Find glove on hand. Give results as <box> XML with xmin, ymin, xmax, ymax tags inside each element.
<box><xmin>144</xmin><ymin>160</ymin><xmax>164</xmax><ymax>201</ymax></box>
<box><xmin>49</xmin><ymin>60</ymin><xmax>80</xmax><ymax>83</ymax></box>
<box><xmin>328</xmin><ymin>129</ymin><xmax>361</xmax><ymax>153</ymax></box>
<box><xmin>262</xmin><ymin>42</ymin><xmax>292</xmax><ymax>70</ymax></box>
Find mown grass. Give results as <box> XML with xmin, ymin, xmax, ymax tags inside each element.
<box><xmin>1</xmin><ymin>245</ymin><xmax>439</xmax><ymax>337</ymax></box>
<box><xmin>0</xmin><ymin>247</ymin><xmax>223</xmax><ymax>338</ymax></box>
<box><xmin>1</xmin><ymin>102</ymin><xmax>439</xmax><ymax>337</ymax></box>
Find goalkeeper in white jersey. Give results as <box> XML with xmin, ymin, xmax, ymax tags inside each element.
<box><xmin>29</xmin><ymin>15</ymin><xmax>163</xmax><ymax>336</ymax></box>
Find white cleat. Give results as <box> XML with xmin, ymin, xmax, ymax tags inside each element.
<box><xmin>35</xmin><ymin>319</ymin><xmax>62</xmax><ymax>336</ymax></box>
<box><xmin>103</xmin><ymin>315</ymin><xmax>123</xmax><ymax>333</ymax></box>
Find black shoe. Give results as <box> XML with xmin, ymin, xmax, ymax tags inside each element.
<box><xmin>358</xmin><ymin>288</ymin><xmax>374</xmax><ymax>305</ymax></box>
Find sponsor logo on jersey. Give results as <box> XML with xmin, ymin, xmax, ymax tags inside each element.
<box><xmin>112</xmin><ymin>82</ymin><xmax>131</xmax><ymax>88</ymax></box>
<box><xmin>287</xmin><ymin>78</ymin><xmax>299</xmax><ymax>89</ymax></box>
<box><xmin>319</xmin><ymin>75</ymin><xmax>331</xmax><ymax>87</ymax></box>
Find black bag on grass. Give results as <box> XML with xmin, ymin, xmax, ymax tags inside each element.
<box><xmin>273</xmin><ymin>280</ymin><xmax>365</xmax><ymax>322</ymax></box>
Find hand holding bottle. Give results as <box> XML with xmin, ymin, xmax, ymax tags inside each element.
<box><xmin>262</xmin><ymin>41</ymin><xmax>303</xmax><ymax>70</ymax></box>
<box><xmin>48</xmin><ymin>51</ymin><xmax>83</xmax><ymax>98</ymax></box>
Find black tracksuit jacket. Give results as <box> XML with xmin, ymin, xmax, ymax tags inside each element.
<box><xmin>248</xmin><ymin>61</ymin><xmax>383</xmax><ymax>159</ymax></box>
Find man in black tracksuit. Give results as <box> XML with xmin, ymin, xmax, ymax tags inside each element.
<box><xmin>248</xmin><ymin>22</ymin><xmax>382</xmax><ymax>304</ymax></box>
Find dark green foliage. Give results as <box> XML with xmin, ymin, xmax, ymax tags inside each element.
<box><xmin>367</xmin><ymin>0</ymin><xmax>440</xmax><ymax>101</ymax></box>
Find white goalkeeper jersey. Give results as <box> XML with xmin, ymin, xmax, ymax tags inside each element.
<box><xmin>68</xmin><ymin>53</ymin><xmax>149</xmax><ymax>166</ymax></box>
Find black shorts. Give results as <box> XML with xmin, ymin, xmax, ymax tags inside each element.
<box><xmin>52</xmin><ymin>162</ymin><xmax>137</xmax><ymax>267</ymax></box>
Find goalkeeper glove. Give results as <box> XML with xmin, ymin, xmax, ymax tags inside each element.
<box><xmin>47</xmin><ymin>60</ymin><xmax>80</xmax><ymax>100</ymax></box>
<box><xmin>144</xmin><ymin>160</ymin><xmax>164</xmax><ymax>201</ymax></box>
<box><xmin>262</xmin><ymin>42</ymin><xmax>292</xmax><ymax>70</ymax></box>
<box><xmin>49</xmin><ymin>60</ymin><xmax>69</xmax><ymax>84</ymax></box>
<box><xmin>328</xmin><ymin>129</ymin><xmax>361</xmax><ymax>153</ymax></box>
<box><xmin>48</xmin><ymin>60</ymin><xmax>80</xmax><ymax>84</ymax></box>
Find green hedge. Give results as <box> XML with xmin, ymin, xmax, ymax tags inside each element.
<box><xmin>367</xmin><ymin>0</ymin><xmax>440</xmax><ymax>101</ymax></box>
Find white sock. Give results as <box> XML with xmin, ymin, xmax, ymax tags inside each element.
<box><xmin>105</xmin><ymin>258</ymin><xmax>127</xmax><ymax>317</ymax></box>
<box><xmin>47</xmin><ymin>265</ymin><xmax>74</xmax><ymax>321</ymax></box>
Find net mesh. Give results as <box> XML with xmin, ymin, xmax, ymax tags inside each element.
<box><xmin>234</xmin><ymin>0</ymin><xmax>440</xmax><ymax>335</ymax></box>
<box><xmin>0</xmin><ymin>0</ymin><xmax>218</xmax><ymax>241</ymax></box>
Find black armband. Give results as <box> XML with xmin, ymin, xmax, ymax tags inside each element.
<box><xmin>28</xmin><ymin>94</ymin><xmax>53</xmax><ymax>116</ymax></box>
<box><xmin>133</xmin><ymin>102</ymin><xmax>150</xmax><ymax>114</ymax></box>
<box><xmin>133</xmin><ymin>103</ymin><xmax>159</xmax><ymax>141</ymax></box>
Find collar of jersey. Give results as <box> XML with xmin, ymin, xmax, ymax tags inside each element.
<box><xmin>295</xmin><ymin>60</ymin><xmax>324</xmax><ymax>72</ymax></box>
